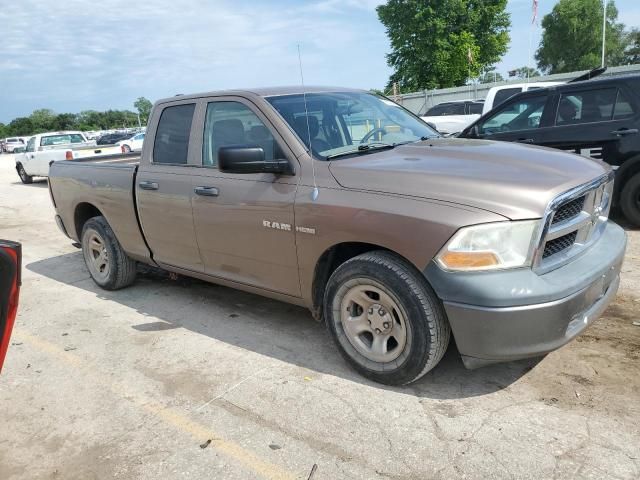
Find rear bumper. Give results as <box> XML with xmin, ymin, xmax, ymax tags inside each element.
<box><xmin>424</xmin><ymin>221</ymin><xmax>626</xmax><ymax>368</ymax></box>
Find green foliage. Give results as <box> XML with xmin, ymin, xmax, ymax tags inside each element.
<box><xmin>134</xmin><ymin>97</ymin><xmax>153</xmax><ymax>124</ymax></box>
<box><xmin>479</xmin><ymin>69</ymin><xmax>504</xmax><ymax>83</ymax></box>
<box><xmin>377</xmin><ymin>0</ymin><xmax>510</xmax><ymax>91</ymax></box>
<box><xmin>1</xmin><ymin>107</ymin><xmax>144</xmax><ymax>137</ymax></box>
<box><xmin>511</xmin><ymin>66</ymin><xmax>541</xmax><ymax>79</ymax></box>
<box><xmin>624</xmin><ymin>28</ymin><xmax>640</xmax><ymax>64</ymax></box>
<box><xmin>536</xmin><ymin>0</ymin><xmax>627</xmax><ymax>73</ymax></box>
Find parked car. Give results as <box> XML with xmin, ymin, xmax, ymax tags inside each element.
<box><xmin>0</xmin><ymin>240</ymin><xmax>21</xmax><ymax>373</ymax></box>
<box><xmin>420</xmin><ymin>100</ymin><xmax>484</xmax><ymax>134</ymax></box>
<box><xmin>96</xmin><ymin>132</ymin><xmax>133</xmax><ymax>145</ymax></box>
<box><xmin>459</xmin><ymin>74</ymin><xmax>640</xmax><ymax>226</ymax></box>
<box><xmin>116</xmin><ymin>132</ymin><xmax>145</xmax><ymax>153</ymax></box>
<box><xmin>48</xmin><ymin>87</ymin><xmax>625</xmax><ymax>385</ymax></box>
<box><xmin>2</xmin><ymin>138</ymin><xmax>25</xmax><ymax>153</ymax></box>
<box><xmin>15</xmin><ymin>131</ymin><xmax>120</xmax><ymax>184</ymax></box>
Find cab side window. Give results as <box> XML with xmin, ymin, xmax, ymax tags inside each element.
<box><xmin>555</xmin><ymin>88</ymin><xmax>617</xmax><ymax>126</ymax></box>
<box><xmin>153</xmin><ymin>104</ymin><xmax>196</xmax><ymax>165</ymax></box>
<box><xmin>479</xmin><ymin>95</ymin><xmax>547</xmax><ymax>135</ymax></box>
<box><xmin>202</xmin><ymin>101</ymin><xmax>283</xmax><ymax>167</ymax></box>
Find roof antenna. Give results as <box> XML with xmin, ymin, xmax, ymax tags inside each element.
<box><xmin>297</xmin><ymin>43</ymin><xmax>319</xmax><ymax>201</ymax></box>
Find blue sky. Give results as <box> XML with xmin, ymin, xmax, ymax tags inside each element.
<box><xmin>1</xmin><ymin>0</ymin><xmax>638</xmax><ymax>123</ymax></box>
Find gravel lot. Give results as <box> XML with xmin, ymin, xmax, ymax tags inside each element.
<box><xmin>0</xmin><ymin>155</ymin><xmax>639</xmax><ymax>480</ymax></box>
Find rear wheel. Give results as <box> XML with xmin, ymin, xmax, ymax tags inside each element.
<box><xmin>324</xmin><ymin>251</ymin><xmax>450</xmax><ymax>385</ymax></box>
<box><xmin>16</xmin><ymin>164</ymin><xmax>33</xmax><ymax>184</ymax></box>
<box><xmin>620</xmin><ymin>174</ymin><xmax>640</xmax><ymax>227</ymax></box>
<box><xmin>122</xmin><ymin>144</ymin><xmax>131</xmax><ymax>153</ymax></box>
<box><xmin>81</xmin><ymin>216</ymin><xmax>137</xmax><ymax>290</ymax></box>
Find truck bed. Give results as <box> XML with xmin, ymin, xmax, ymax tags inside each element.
<box><xmin>48</xmin><ymin>153</ymin><xmax>151</xmax><ymax>262</ymax></box>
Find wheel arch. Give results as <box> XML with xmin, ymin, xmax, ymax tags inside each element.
<box><xmin>74</xmin><ymin>202</ymin><xmax>104</xmax><ymax>240</ymax></box>
<box><xmin>311</xmin><ymin>242</ymin><xmax>423</xmax><ymax>322</ymax></box>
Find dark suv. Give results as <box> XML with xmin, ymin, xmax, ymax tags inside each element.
<box><xmin>459</xmin><ymin>74</ymin><xmax>640</xmax><ymax>225</ymax></box>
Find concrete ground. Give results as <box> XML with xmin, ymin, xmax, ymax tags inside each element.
<box><xmin>0</xmin><ymin>155</ymin><xmax>638</xmax><ymax>480</ymax></box>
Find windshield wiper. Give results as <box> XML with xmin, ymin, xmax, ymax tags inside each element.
<box><xmin>325</xmin><ymin>142</ymin><xmax>396</xmax><ymax>160</ymax></box>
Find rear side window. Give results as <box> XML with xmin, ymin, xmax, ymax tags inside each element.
<box><xmin>425</xmin><ymin>104</ymin><xmax>465</xmax><ymax>116</ymax></box>
<box><xmin>468</xmin><ymin>103</ymin><xmax>483</xmax><ymax>114</ymax></box>
<box><xmin>153</xmin><ymin>104</ymin><xmax>195</xmax><ymax>165</ymax></box>
<box><xmin>613</xmin><ymin>90</ymin><xmax>636</xmax><ymax>120</ymax></box>
<box><xmin>555</xmin><ymin>88</ymin><xmax>617</xmax><ymax>125</ymax></box>
<box><xmin>26</xmin><ymin>137</ymin><xmax>35</xmax><ymax>153</ymax></box>
<box><xmin>493</xmin><ymin>88</ymin><xmax>523</xmax><ymax>108</ymax></box>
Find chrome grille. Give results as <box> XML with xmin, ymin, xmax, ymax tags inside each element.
<box><xmin>543</xmin><ymin>231</ymin><xmax>577</xmax><ymax>259</ymax></box>
<box><xmin>551</xmin><ymin>196</ymin><xmax>585</xmax><ymax>226</ymax></box>
<box><xmin>534</xmin><ymin>172</ymin><xmax>614</xmax><ymax>273</ymax></box>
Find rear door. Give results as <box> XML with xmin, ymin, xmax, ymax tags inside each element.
<box><xmin>136</xmin><ymin>101</ymin><xmax>204</xmax><ymax>272</ymax></box>
<box><xmin>0</xmin><ymin>241</ymin><xmax>21</xmax><ymax>373</ymax></box>
<box><xmin>190</xmin><ymin>97</ymin><xmax>300</xmax><ymax>296</ymax></box>
<box><xmin>535</xmin><ymin>83</ymin><xmax>640</xmax><ymax>167</ymax></box>
<box><xmin>471</xmin><ymin>92</ymin><xmax>552</xmax><ymax>145</ymax></box>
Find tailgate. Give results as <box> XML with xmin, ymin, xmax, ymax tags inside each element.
<box><xmin>0</xmin><ymin>241</ymin><xmax>21</xmax><ymax>373</ymax></box>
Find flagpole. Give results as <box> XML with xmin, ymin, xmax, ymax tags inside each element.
<box><xmin>601</xmin><ymin>0</ymin><xmax>607</xmax><ymax>68</ymax></box>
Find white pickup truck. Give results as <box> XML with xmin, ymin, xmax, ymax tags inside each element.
<box><xmin>15</xmin><ymin>131</ymin><xmax>121</xmax><ymax>184</ymax></box>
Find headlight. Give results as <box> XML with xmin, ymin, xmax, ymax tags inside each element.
<box><xmin>436</xmin><ymin>220</ymin><xmax>540</xmax><ymax>272</ymax></box>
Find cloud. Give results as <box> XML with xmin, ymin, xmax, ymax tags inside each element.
<box><xmin>0</xmin><ymin>0</ymin><xmax>391</xmax><ymax>122</ymax></box>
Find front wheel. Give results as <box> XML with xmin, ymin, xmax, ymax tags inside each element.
<box><xmin>324</xmin><ymin>251</ymin><xmax>450</xmax><ymax>385</ymax></box>
<box><xmin>16</xmin><ymin>163</ymin><xmax>33</xmax><ymax>184</ymax></box>
<box><xmin>121</xmin><ymin>144</ymin><xmax>131</xmax><ymax>153</ymax></box>
<box><xmin>81</xmin><ymin>216</ymin><xmax>137</xmax><ymax>290</ymax></box>
<box><xmin>620</xmin><ymin>174</ymin><xmax>640</xmax><ymax>227</ymax></box>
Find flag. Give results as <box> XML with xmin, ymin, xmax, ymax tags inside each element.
<box><xmin>532</xmin><ymin>0</ymin><xmax>538</xmax><ymax>24</ymax></box>
<box><xmin>467</xmin><ymin>47</ymin><xmax>474</xmax><ymax>64</ymax></box>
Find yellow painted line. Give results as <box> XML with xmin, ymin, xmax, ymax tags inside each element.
<box><xmin>14</xmin><ymin>329</ymin><xmax>296</xmax><ymax>480</ymax></box>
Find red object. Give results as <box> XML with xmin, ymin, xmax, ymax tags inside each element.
<box><xmin>65</xmin><ymin>150</ymin><xmax>74</xmax><ymax>160</ymax></box>
<box><xmin>0</xmin><ymin>242</ymin><xmax>21</xmax><ymax>373</ymax></box>
<box><xmin>121</xmin><ymin>145</ymin><xmax>126</xmax><ymax>154</ymax></box>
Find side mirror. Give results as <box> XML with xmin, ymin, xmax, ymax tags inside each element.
<box><xmin>426</xmin><ymin>122</ymin><xmax>438</xmax><ymax>131</ymax></box>
<box><xmin>218</xmin><ymin>145</ymin><xmax>293</xmax><ymax>175</ymax></box>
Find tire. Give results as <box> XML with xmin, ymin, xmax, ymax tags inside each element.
<box><xmin>16</xmin><ymin>163</ymin><xmax>33</xmax><ymax>184</ymax></box>
<box><xmin>620</xmin><ymin>174</ymin><xmax>640</xmax><ymax>227</ymax></box>
<box><xmin>122</xmin><ymin>144</ymin><xmax>131</xmax><ymax>153</ymax></box>
<box><xmin>324</xmin><ymin>251</ymin><xmax>450</xmax><ymax>385</ymax></box>
<box><xmin>81</xmin><ymin>216</ymin><xmax>137</xmax><ymax>290</ymax></box>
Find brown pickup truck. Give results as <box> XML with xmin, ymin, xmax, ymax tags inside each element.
<box><xmin>48</xmin><ymin>87</ymin><xmax>626</xmax><ymax>385</ymax></box>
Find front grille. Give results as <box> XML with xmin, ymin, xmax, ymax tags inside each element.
<box><xmin>543</xmin><ymin>231</ymin><xmax>577</xmax><ymax>259</ymax></box>
<box><xmin>551</xmin><ymin>196</ymin><xmax>585</xmax><ymax>226</ymax></box>
<box><xmin>535</xmin><ymin>175</ymin><xmax>613</xmax><ymax>273</ymax></box>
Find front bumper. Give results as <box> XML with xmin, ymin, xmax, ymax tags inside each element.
<box><xmin>424</xmin><ymin>221</ymin><xmax>626</xmax><ymax>368</ymax></box>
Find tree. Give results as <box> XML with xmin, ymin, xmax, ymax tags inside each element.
<box><xmin>509</xmin><ymin>66</ymin><xmax>541</xmax><ymax>79</ymax></box>
<box><xmin>134</xmin><ymin>97</ymin><xmax>153</xmax><ymax>125</ymax></box>
<box><xmin>377</xmin><ymin>0</ymin><xmax>510</xmax><ymax>92</ymax></box>
<box><xmin>536</xmin><ymin>0</ymin><xmax>627</xmax><ymax>73</ymax></box>
<box><xmin>624</xmin><ymin>28</ymin><xmax>640</xmax><ymax>64</ymax></box>
<box><xmin>479</xmin><ymin>70</ymin><xmax>504</xmax><ymax>83</ymax></box>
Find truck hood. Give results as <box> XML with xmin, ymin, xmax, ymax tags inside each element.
<box><xmin>328</xmin><ymin>138</ymin><xmax>609</xmax><ymax>220</ymax></box>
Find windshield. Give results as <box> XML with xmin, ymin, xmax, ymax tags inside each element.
<box><xmin>267</xmin><ymin>92</ymin><xmax>438</xmax><ymax>160</ymax></box>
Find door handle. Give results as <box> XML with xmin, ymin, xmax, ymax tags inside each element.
<box><xmin>611</xmin><ymin>128</ymin><xmax>639</xmax><ymax>136</ymax></box>
<box><xmin>517</xmin><ymin>138</ymin><xmax>535</xmax><ymax>144</ymax></box>
<box><xmin>139</xmin><ymin>181</ymin><xmax>159</xmax><ymax>190</ymax></box>
<box><xmin>194</xmin><ymin>186</ymin><xmax>219</xmax><ymax>197</ymax></box>
<box><xmin>29</xmin><ymin>154</ymin><xmax>35</xmax><ymax>159</ymax></box>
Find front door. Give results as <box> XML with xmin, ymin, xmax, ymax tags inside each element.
<box><xmin>473</xmin><ymin>93</ymin><xmax>551</xmax><ymax>145</ymax></box>
<box><xmin>136</xmin><ymin>102</ymin><xmax>204</xmax><ymax>272</ymax></box>
<box><xmin>190</xmin><ymin>98</ymin><xmax>300</xmax><ymax>296</ymax></box>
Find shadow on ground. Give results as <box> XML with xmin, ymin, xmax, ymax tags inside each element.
<box><xmin>28</xmin><ymin>251</ymin><xmax>542</xmax><ymax>399</ymax></box>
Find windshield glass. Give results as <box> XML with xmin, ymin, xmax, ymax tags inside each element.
<box><xmin>267</xmin><ymin>92</ymin><xmax>438</xmax><ymax>160</ymax></box>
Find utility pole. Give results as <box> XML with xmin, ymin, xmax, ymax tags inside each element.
<box><xmin>601</xmin><ymin>0</ymin><xmax>608</xmax><ymax>68</ymax></box>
